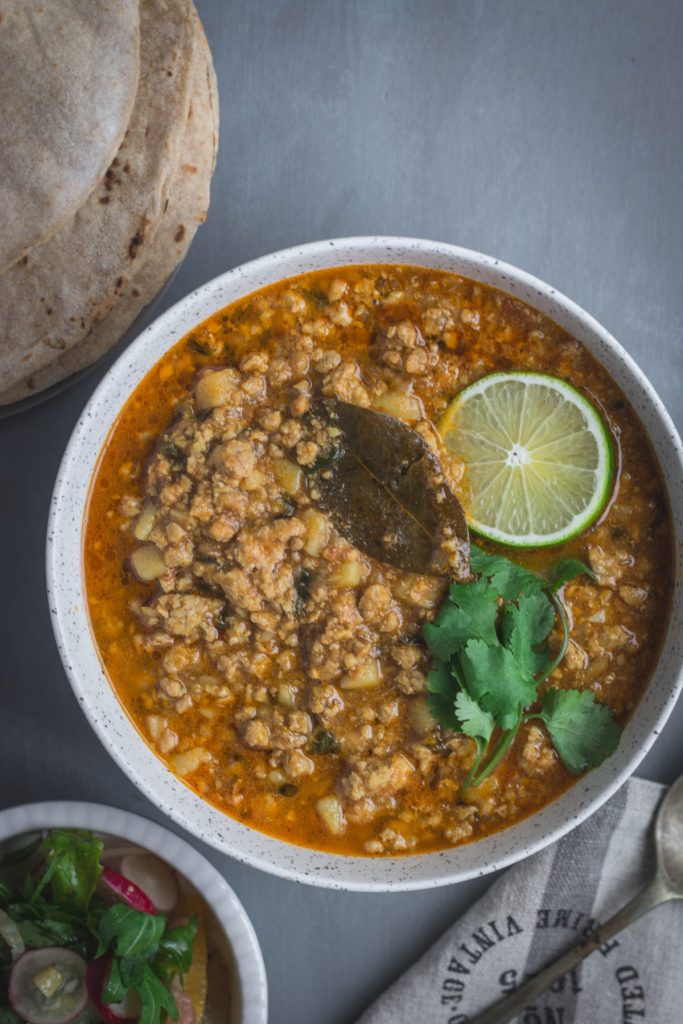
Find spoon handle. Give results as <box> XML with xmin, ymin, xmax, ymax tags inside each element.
<box><xmin>469</xmin><ymin>874</ymin><xmax>674</xmax><ymax>1024</ymax></box>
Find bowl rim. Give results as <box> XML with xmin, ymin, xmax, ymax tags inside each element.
<box><xmin>0</xmin><ymin>800</ymin><xmax>268</xmax><ymax>1024</ymax></box>
<box><xmin>47</xmin><ymin>235</ymin><xmax>683</xmax><ymax>891</ymax></box>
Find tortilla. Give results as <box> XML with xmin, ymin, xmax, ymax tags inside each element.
<box><xmin>0</xmin><ymin>0</ymin><xmax>141</xmax><ymax>273</ymax></box>
<box><xmin>0</xmin><ymin>0</ymin><xmax>198</xmax><ymax>391</ymax></box>
<box><xmin>0</xmin><ymin>19</ymin><xmax>218</xmax><ymax>407</ymax></box>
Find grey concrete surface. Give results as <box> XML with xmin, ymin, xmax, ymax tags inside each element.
<box><xmin>1</xmin><ymin>2</ymin><xmax>681</xmax><ymax>1022</ymax></box>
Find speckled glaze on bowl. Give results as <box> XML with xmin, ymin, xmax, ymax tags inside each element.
<box><xmin>48</xmin><ymin>237</ymin><xmax>683</xmax><ymax>891</ymax></box>
<box><xmin>0</xmin><ymin>801</ymin><xmax>267</xmax><ymax>1024</ymax></box>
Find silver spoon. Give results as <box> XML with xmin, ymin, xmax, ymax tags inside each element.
<box><xmin>470</xmin><ymin>774</ymin><xmax>683</xmax><ymax>1024</ymax></box>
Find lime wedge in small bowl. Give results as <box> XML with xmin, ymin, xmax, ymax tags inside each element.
<box><xmin>440</xmin><ymin>371</ymin><xmax>615</xmax><ymax>547</ymax></box>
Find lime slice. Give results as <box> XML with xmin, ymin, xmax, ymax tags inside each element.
<box><xmin>440</xmin><ymin>371</ymin><xmax>614</xmax><ymax>547</ymax></box>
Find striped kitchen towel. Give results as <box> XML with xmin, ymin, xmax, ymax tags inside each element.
<box><xmin>357</xmin><ymin>777</ymin><xmax>679</xmax><ymax>1024</ymax></box>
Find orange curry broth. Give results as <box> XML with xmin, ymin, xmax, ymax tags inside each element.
<box><xmin>84</xmin><ymin>265</ymin><xmax>673</xmax><ymax>855</ymax></box>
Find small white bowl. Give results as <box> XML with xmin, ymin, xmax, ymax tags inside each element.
<box><xmin>0</xmin><ymin>801</ymin><xmax>267</xmax><ymax>1024</ymax></box>
<box><xmin>48</xmin><ymin>237</ymin><xmax>683</xmax><ymax>891</ymax></box>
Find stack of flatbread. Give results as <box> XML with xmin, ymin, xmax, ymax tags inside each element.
<box><xmin>0</xmin><ymin>0</ymin><xmax>218</xmax><ymax>406</ymax></box>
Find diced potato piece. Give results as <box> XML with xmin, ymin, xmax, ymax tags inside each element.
<box><xmin>130</xmin><ymin>544</ymin><xmax>167</xmax><ymax>582</ymax></box>
<box><xmin>272</xmin><ymin>458</ymin><xmax>303</xmax><ymax>496</ymax></box>
<box><xmin>316</xmin><ymin>795</ymin><xmax>345</xmax><ymax>835</ymax></box>
<box><xmin>373</xmin><ymin>391</ymin><xmax>423</xmax><ymax>423</ymax></box>
<box><xmin>408</xmin><ymin>697</ymin><xmax>433</xmax><ymax>736</ymax></box>
<box><xmin>195</xmin><ymin>369</ymin><xmax>239</xmax><ymax>411</ymax></box>
<box><xmin>146</xmin><ymin>715</ymin><xmax>166</xmax><ymax>742</ymax></box>
<box><xmin>341</xmin><ymin>659</ymin><xmax>383</xmax><ymax>690</ymax></box>
<box><xmin>243</xmin><ymin>469</ymin><xmax>265</xmax><ymax>492</ymax></box>
<box><xmin>133</xmin><ymin>501</ymin><xmax>156</xmax><ymax>541</ymax></box>
<box><xmin>198</xmin><ymin>706</ymin><xmax>218</xmax><ymax>720</ymax></box>
<box><xmin>197</xmin><ymin>675</ymin><xmax>221</xmax><ymax>687</ymax></box>
<box><xmin>278</xmin><ymin>682</ymin><xmax>299</xmax><ymax>708</ymax></box>
<box><xmin>330</xmin><ymin>558</ymin><xmax>362</xmax><ymax>588</ymax></box>
<box><xmin>301</xmin><ymin>508</ymin><xmax>330</xmax><ymax>556</ymax></box>
<box><xmin>171</xmin><ymin>747</ymin><xmax>212</xmax><ymax>777</ymax></box>
<box><xmin>327</xmin><ymin>278</ymin><xmax>348</xmax><ymax>301</ymax></box>
<box><xmin>158</xmin><ymin>728</ymin><xmax>178</xmax><ymax>754</ymax></box>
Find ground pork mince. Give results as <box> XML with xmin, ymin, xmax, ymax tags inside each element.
<box><xmin>84</xmin><ymin>265</ymin><xmax>673</xmax><ymax>856</ymax></box>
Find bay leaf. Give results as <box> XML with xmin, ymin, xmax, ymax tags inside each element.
<box><xmin>313</xmin><ymin>400</ymin><xmax>470</xmax><ymax>578</ymax></box>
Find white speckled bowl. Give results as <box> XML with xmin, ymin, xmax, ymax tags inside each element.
<box><xmin>48</xmin><ymin>237</ymin><xmax>683</xmax><ymax>891</ymax></box>
<box><xmin>0</xmin><ymin>801</ymin><xmax>267</xmax><ymax>1023</ymax></box>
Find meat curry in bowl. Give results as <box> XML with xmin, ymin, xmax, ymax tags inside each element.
<box><xmin>82</xmin><ymin>261</ymin><xmax>674</xmax><ymax>860</ymax></box>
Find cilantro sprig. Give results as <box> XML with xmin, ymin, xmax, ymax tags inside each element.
<box><xmin>423</xmin><ymin>544</ymin><xmax>621</xmax><ymax>787</ymax></box>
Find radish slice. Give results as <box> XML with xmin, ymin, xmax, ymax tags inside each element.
<box><xmin>98</xmin><ymin>866</ymin><xmax>156</xmax><ymax>915</ymax></box>
<box><xmin>118</xmin><ymin>855</ymin><xmax>178</xmax><ymax>914</ymax></box>
<box><xmin>85</xmin><ymin>958</ymin><xmax>137</xmax><ymax>1024</ymax></box>
<box><xmin>171</xmin><ymin>980</ymin><xmax>196</xmax><ymax>1024</ymax></box>
<box><xmin>0</xmin><ymin>907</ymin><xmax>25</xmax><ymax>959</ymax></box>
<box><xmin>9</xmin><ymin>948</ymin><xmax>87</xmax><ymax>1024</ymax></box>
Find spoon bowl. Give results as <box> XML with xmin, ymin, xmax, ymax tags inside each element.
<box><xmin>655</xmin><ymin>774</ymin><xmax>683</xmax><ymax>892</ymax></box>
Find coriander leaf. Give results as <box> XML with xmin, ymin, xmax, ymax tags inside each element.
<box><xmin>304</xmin><ymin>445</ymin><xmax>341</xmax><ymax>473</ymax></box>
<box><xmin>302</xmin><ymin>286</ymin><xmax>329</xmax><ymax>307</ymax></box>
<box><xmin>454</xmin><ymin>691</ymin><xmax>494</xmax><ymax>743</ymax></box>
<box><xmin>426</xmin><ymin>660</ymin><xmax>461</xmax><ymax>730</ymax></box>
<box><xmin>470</xmin><ymin>544</ymin><xmax>543</xmax><ymax>600</ymax></box>
<box><xmin>532</xmin><ymin>688</ymin><xmax>621</xmax><ymax>774</ymax></box>
<box><xmin>501</xmin><ymin>589</ymin><xmax>557</xmax><ymax>643</ymax></box>
<box><xmin>502</xmin><ymin>592</ymin><xmax>555</xmax><ymax>679</ymax></box>
<box><xmin>138</xmin><ymin>964</ymin><xmax>178</xmax><ymax>1024</ymax></box>
<box><xmin>294</xmin><ymin>568</ymin><xmax>311</xmax><ymax>616</ymax></box>
<box><xmin>423</xmin><ymin>578</ymin><xmax>499</xmax><ymax>661</ymax></box>
<box><xmin>545</xmin><ymin>558</ymin><xmax>595</xmax><ymax>592</ymax></box>
<box><xmin>459</xmin><ymin>639</ymin><xmax>537</xmax><ymax>730</ymax></box>
<box><xmin>42</xmin><ymin>829</ymin><xmax>103</xmax><ymax>909</ymax></box>
<box><xmin>310</xmin><ymin>730</ymin><xmax>340</xmax><ymax>755</ymax></box>
<box><xmin>97</xmin><ymin>904</ymin><xmax>166</xmax><ymax>961</ymax></box>
<box><xmin>427</xmin><ymin>692</ymin><xmax>460</xmax><ymax>731</ymax></box>
<box><xmin>152</xmin><ymin>917</ymin><xmax>197</xmax><ymax>979</ymax></box>
<box><xmin>426</xmin><ymin>659</ymin><xmax>455</xmax><ymax>696</ymax></box>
